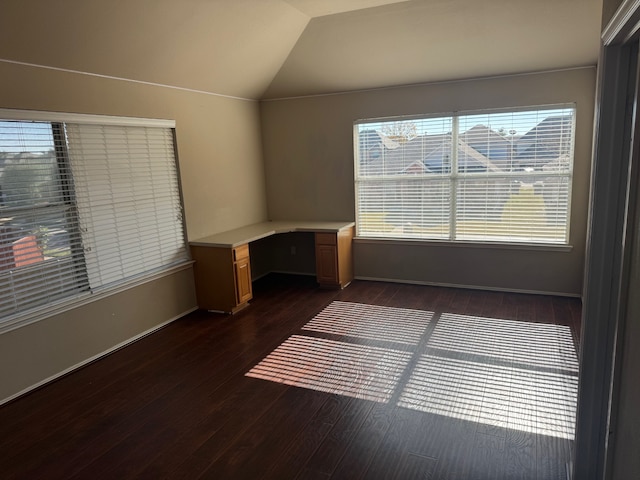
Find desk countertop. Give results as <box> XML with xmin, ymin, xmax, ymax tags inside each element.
<box><xmin>189</xmin><ymin>220</ymin><xmax>355</xmax><ymax>248</ymax></box>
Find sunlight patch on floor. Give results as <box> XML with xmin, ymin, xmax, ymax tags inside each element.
<box><xmin>398</xmin><ymin>354</ymin><xmax>578</xmax><ymax>439</ymax></box>
<box><xmin>429</xmin><ymin>313</ymin><xmax>578</xmax><ymax>372</ymax></box>
<box><xmin>302</xmin><ymin>301</ymin><xmax>432</xmax><ymax>345</ymax></box>
<box><xmin>246</xmin><ymin>335</ymin><xmax>411</xmax><ymax>403</ymax></box>
<box><xmin>246</xmin><ymin>303</ymin><xmax>579</xmax><ymax>439</ymax></box>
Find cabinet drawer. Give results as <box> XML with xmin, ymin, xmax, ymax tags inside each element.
<box><xmin>233</xmin><ymin>244</ymin><xmax>250</xmax><ymax>261</ymax></box>
<box><xmin>315</xmin><ymin>232</ymin><xmax>337</xmax><ymax>245</ymax></box>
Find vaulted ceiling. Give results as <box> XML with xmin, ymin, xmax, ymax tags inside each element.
<box><xmin>0</xmin><ymin>0</ymin><xmax>602</xmax><ymax>100</ymax></box>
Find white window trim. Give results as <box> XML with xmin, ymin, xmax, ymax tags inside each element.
<box><xmin>354</xmin><ymin>236</ymin><xmax>573</xmax><ymax>252</ymax></box>
<box><xmin>0</xmin><ymin>108</ymin><xmax>175</xmax><ymax>128</ymax></box>
<box><xmin>354</xmin><ymin>104</ymin><xmax>576</xmax><ymax>247</ymax></box>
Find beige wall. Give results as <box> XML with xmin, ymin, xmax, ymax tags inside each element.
<box><xmin>0</xmin><ymin>60</ymin><xmax>268</xmax><ymax>403</ymax></box>
<box><xmin>0</xmin><ymin>268</ymin><xmax>196</xmax><ymax>403</ymax></box>
<box><xmin>0</xmin><ymin>61</ymin><xmax>268</xmax><ymax>240</ymax></box>
<box><xmin>261</xmin><ymin>68</ymin><xmax>596</xmax><ymax>295</ymax></box>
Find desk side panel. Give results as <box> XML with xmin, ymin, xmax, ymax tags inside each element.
<box><xmin>190</xmin><ymin>245</ymin><xmax>236</xmax><ymax>312</ymax></box>
<box><xmin>338</xmin><ymin>226</ymin><xmax>355</xmax><ymax>287</ymax></box>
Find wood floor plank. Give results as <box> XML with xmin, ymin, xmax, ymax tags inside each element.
<box><xmin>135</xmin><ymin>379</ymin><xmax>287</xmax><ymax>478</ymax></box>
<box><xmin>262</xmin><ymin>393</ymin><xmax>356</xmax><ymax>480</ymax></box>
<box><xmin>461</xmin><ymin>288</ymin><xmax>489</xmax><ymax>315</ymax></box>
<box><xmin>536</xmin><ymin>434</ymin><xmax>573</xmax><ymax>480</ymax></box>
<box><xmin>534</xmin><ymin>295</ymin><xmax>555</xmax><ymax>325</ymax></box>
<box><xmin>8</xmin><ymin>333</ymin><xmax>284</xmax><ymax>479</ymax></box>
<box><xmin>362</xmin><ymin>405</ymin><xmax>425</xmax><ymax>479</ymax></box>
<box><xmin>198</xmin><ymin>387</ymin><xmax>329</xmax><ymax>479</ymax></box>
<box><xmin>70</xmin><ymin>375</ymin><xmax>289</xmax><ymax>480</ymax></box>
<box><xmin>516</xmin><ymin>291</ymin><xmax>538</xmax><ymax>322</ymax></box>
<box><xmin>0</xmin><ymin>274</ymin><xmax>581</xmax><ymax>480</ymax></box>
<box><xmin>499</xmin><ymin>290</ymin><xmax>520</xmax><ymax>320</ymax></box>
<box><xmin>148</xmin><ymin>381</ymin><xmax>290</xmax><ymax>480</ymax></box>
<box><xmin>445</xmin><ymin>287</ymin><xmax>473</xmax><ymax>315</ymax></box>
<box><xmin>296</xmin><ymin>398</ymin><xmax>377</xmax><ymax>478</ymax></box>
<box><xmin>479</xmin><ymin>290</ymin><xmax>505</xmax><ymax>319</ymax></box>
<box><xmin>503</xmin><ymin>430</ymin><xmax>537</xmax><ymax>479</ymax></box>
<box><xmin>0</xmin><ymin>309</ymin><xmax>223</xmax><ymax>442</ymax></box>
<box><xmin>3</xmin><ymin>287</ymin><xmax>324</xmax><ymax>473</ymax></box>
<box><xmin>394</xmin><ymin>452</ymin><xmax>438</xmax><ymax>480</ymax></box>
<box><xmin>330</xmin><ymin>401</ymin><xmax>395</xmax><ymax>479</ymax></box>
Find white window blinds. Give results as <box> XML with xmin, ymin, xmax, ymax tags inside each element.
<box><xmin>0</xmin><ymin>111</ymin><xmax>188</xmax><ymax>325</ymax></box>
<box><xmin>66</xmin><ymin>123</ymin><xmax>187</xmax><ymax>290</ymax></box>
<box><xmin>354</xmin><ymin>105</ymin><xmax>575</xmax><ymax>245</ymax></box>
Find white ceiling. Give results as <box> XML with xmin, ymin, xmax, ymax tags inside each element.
<box><xmin>263</xmin><ymin>0</ymin><xmax>603</xmax><ymax>98</ymax></box>
<box><xmin>0</xmin><ymin>0</ymin><xmax>603</xmax><ymax>100</ymax></box>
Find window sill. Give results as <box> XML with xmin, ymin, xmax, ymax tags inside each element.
<box><xmin>0</xmin><ymin>260</ymin><xmax>195</xmax><ymax>335</ymax></box>
<box><xmin>354</xmin><ymin>236</ymin><xmax>573</xmax><ymax>252</ymax></box>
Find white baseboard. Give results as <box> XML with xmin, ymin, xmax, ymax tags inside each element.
<box><xmin>354</xmin><ymin>275</ymin><xmax>582</xmax><ymax>298</ymax></box>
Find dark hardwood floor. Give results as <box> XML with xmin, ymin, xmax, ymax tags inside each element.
<box><xmin>0</xmin><ymin>274</ymin><xmax>582</xmax><ymax>480</ymax></box>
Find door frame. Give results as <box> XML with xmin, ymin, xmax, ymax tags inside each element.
<box><xmin>574</xmin><ymin>1</ymin><xmax>640</xmax><ymax>478</ymax></box>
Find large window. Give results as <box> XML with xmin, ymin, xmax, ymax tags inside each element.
<box><xmin>0</xmin><ymin>110</ymin><xmax>188</xmax><ymax>328</ymax></box>
<box><xmin>354</xmin><ymin>105</ymin><xmax>576</xmax><ymax>245</ymax></box>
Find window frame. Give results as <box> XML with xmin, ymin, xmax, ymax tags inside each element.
<box><xmin>0</xmin><ymin>109</ymin><xmax>191</xmax><ymax>333</ymax></box>
<box><xmin>354</xmin><ymin>104</ymin><xmax>576</xmax><ymax>247</ymax></box>
<box><xmin>0</xmin><ymin>120</ymin><xmax>90</xmax><ymax>321</ymax></box>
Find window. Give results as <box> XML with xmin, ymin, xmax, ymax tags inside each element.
<box><xmin>0</xmin><ymin>121</ymin><xmax>87</xmax><ymax>318</ymax></box>
<box><xmin>0</xmin><ymin>110</ymin><xmax>188</xmax><ymax>327</ymax></box>
<box><xmin>354</xmin><ymin>105</ymin><xmax>575</xmax><ymax>245</ymax></box>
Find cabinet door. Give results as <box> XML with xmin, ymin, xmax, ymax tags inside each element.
<box><xmin>191</xmin><ymin>245</ymin><xmax>237</xmax><ymax>312</ymax></box>
<box><xmin>234</xmin><ymin>256</ymin><xmax>253</xmax><ymax>304</ymax></box>
<box><xmin>316</xmin><ymin>244</ymin><xmax>338</xmax><ymax>284</ymax></box>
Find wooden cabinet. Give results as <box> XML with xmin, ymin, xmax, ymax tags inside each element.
<box><xmin>315</xmin><ymin>226</ymin><xmax>354</xmax><ymax>289</ymax></box>
<box><xmin>316</xmin><ymin>243</ymin><xmax>338</xmax><ymax>284</ymax></box>
<box><xmin>190</xmin><ymin>243</ymin><xmax>252</xmax><ymax>313</ymax></box>
<box><xmin>233</xmin><ymin>244</ymin><xmax>252</xmax><ymax>305</ymax></box>
<box><xmin>190</xmin><ymin>221</ymin><xmax>354</xmax><ymax>313</ymax></box>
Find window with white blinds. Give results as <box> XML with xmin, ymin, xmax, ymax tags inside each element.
<box><xmin>0</xmin><ymin>111</ymin><xmax>188</xmax><ymax>326</ymax></box>
<box><xmin>354</xmin><ymin>105</ymin><xmax>575</xmax><ymax>245</ymax></box>
<box><xmin>0</xmin><ymin>121</ymin><xmax>88</xmax><ymax>318</ymax></box>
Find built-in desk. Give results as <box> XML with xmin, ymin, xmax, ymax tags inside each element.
<box><xmin>189</xmin><ymin>221</ymin><xmax>355</xmax><ymax>313</ymax></box>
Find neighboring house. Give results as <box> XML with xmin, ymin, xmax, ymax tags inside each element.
<box><xmin>422</xmin><ymin>138</ymin><xmax>503</xmax><ymax>173</ymax></box>
<box><xmin>514</xmin><ymin>115</ymin><xmax>573</xmax><ymax>168</ymax></box>
<box><xmin>460</xmin><ymin>125</ymin><xmax>514</xmax><ymax>169</ymax></box>
<box><xmin>358</xmin><ymin>129</ymin><xmax>400</xmax><ymax>166</ymax></box>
